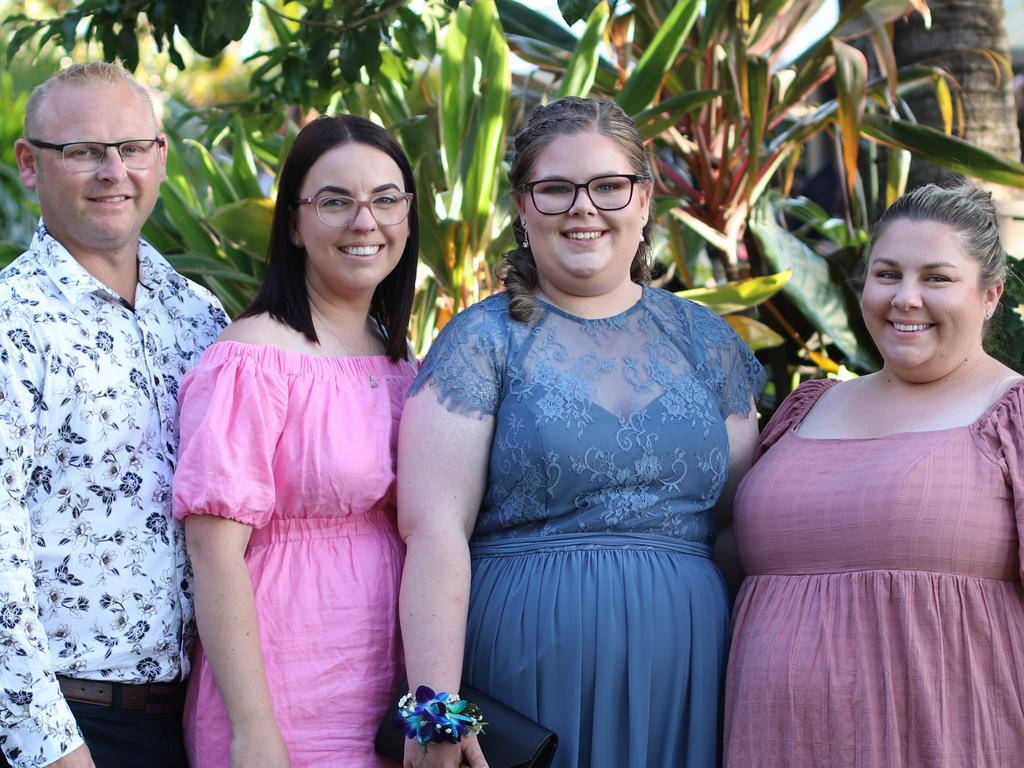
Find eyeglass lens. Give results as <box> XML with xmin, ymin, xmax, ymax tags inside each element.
<box><xmin>61</xmin><ymin>140</ymin><xmax>162</xmax><ymax>172</ymax></box>
<box><xmin>530</xmin><ymin>175</ymin><xmax>637</xmax><ymax>214</ymax></box>
<box><xmin>314</xmin><ymin>194</ymin><xmax>411</xmax><ymax>227</ymax></box>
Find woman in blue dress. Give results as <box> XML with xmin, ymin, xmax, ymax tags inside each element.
<box><xmin>397</xmin><ymin>97</ymin><xmax>764</xmax><ymax>768</ymax></box>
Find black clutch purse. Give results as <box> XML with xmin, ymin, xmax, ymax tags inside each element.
<box><xmin>375</xmin><ymin>681</ymin><xmax>558</xmax><ymax>768</ymax></box>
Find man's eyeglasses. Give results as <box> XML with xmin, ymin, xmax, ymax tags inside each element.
<box><xmin>517</xmin><ymin>174</ymin><xmax>651</xmax><ymax>215</ymax></box>
<box><xmin>294</xmin><ymin>192</ymin><xmax>414</xmax><ymax>228</ymax></box>
<box><xmin>26</xmin><ymin>138</ymin><xmax>166</xmax><ymax>173</ymax></box>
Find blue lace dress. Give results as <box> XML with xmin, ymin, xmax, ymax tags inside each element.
<box><xmin>411</xmin><ymin>287</ymin><xmax>764</xmax><ymax>768</ymax></box>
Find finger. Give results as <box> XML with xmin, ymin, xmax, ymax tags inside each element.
<box><xmin>464</xmin><ymin>742</ymin><xmax>488</xmax><ymax>768</ymax></box>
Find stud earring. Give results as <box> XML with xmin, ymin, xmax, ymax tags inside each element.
<box><xmin>985</xmin><ymin>307</ymin><xmax>994</xmax><ymax>319</ymax></box>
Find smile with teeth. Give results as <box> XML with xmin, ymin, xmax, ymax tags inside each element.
<box><xmin>564</xmin><ymin>231</ymin><xmax>603</xmax><ymax>240</ymax></box>
<box><xmin>891</xmin><ymin>321</ymin><xmax>933</xmax><ymax>332</ymax></box>
<box><xmin>341</xmin><ymin>245</ymin><xmax>383</xmax><ymax>256</ymax></box>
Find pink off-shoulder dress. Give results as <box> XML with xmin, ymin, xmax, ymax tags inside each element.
<box><xmin>172</xmin><ymin>341</ymin><xmax>415</xmax><ymax>767</ymax></box>
<box><xmin>725</xmin><ymin>377</ymin><xmax>1024</xmax><ymax>768</ymax></box>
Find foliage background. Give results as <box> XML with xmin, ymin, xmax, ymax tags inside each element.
<box><xmin>2</xmin><ymin>0</ymin><xmax>1023</xmax><ymax>404</ymax></box>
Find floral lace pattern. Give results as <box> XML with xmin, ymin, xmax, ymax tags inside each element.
<box><xmin>411</xmin><ymin>288</ymin><xmax>764</xmax><ymax>543</ymax></box>
<box><xmin>0</xmin><ymin>223</ymin><xmax>226</xmax><ymax>767</ymax></box>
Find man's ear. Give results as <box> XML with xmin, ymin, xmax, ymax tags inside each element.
<box><xmin>13</xmin><ymin>139</ymin><xmax>39</xmax><ymax>190</ymax></box>
<box><xmin>155</xmin><ymin>131</ymin><xmax>168</xmax><ymax>183</ymax></box>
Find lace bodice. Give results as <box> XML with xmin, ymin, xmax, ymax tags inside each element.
<box><xmin>411</xmin><ymin>288</ymin><xmax>764</xmax><ymax>542</ymax></box>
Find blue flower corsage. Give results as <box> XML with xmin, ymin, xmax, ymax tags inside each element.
<box><xmin>395</xmin><ymin>685</ymin><xmax>486</xmax><ymax>745</ymax></box>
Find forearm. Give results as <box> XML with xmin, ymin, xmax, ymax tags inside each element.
<box><xmin>187</xmin><ymin>524</ymin><xmax>277</xmax><ymax>735</ymax></box>
<box><xmin>399</xmin><ymin>529</ymin><xmax>472</xmax><ymax>693</ymax></box>
<box><xmin>0</xmin><ymin>473</ymin><xmax>83</xmax><ymax>765</ymax></box>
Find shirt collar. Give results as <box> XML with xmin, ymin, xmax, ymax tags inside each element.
<box><xmin>27</xmin><ymin>219</ymin><xmax>186</xmax><ymax>307</ymax></box>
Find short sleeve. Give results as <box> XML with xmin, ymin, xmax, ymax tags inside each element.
<box><xmin>172</xmin><ymin>344</ymin><xmax>289</xmax><ymax>528</ymax></box>
<box><xmin>408</xmin><ymin>295</ymin><xmax>509</xmax><ymax>418</ymax></box>
<box><xmin>973</xmin><ymin>380</ymin><xmax>1024</xmax><ymax>581</ymax></box>
<box><xmin>755</xmin><ymin>378</ymin><xmax>835</xmax><ymax>459</ymax></box>
<box><xmin>682</xmin><ymin>300</ymin><xmax>766</xmax><ymax>417</ymax></box>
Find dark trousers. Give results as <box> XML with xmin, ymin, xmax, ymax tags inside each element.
<box><xmin>0</xmin><ymin>700</ymin><xmax>188</xmax><ymax>768</ymax></box>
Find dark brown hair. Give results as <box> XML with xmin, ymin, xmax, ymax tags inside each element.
<box><xmin>242</xmin><ymin>115</ymin><xmax>419</xmax><ymax>362</ymax></box>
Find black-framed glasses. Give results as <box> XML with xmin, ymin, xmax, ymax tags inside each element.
<box><xmin>294</xmin><ymin>192</ymin><xmax>414</xmax><ymax>228</ymax></box>
<box><xmin>518</xmin><ymin>173</ymin><xmax>651</xmax><ymax>215</ymax></box>
<box><xmin>26</xmin><ymin>138</ymin><xmax>166</xmax><ymax>173</ymax></box>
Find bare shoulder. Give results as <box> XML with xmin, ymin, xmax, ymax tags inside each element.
<box><xmin>216</xmin><ymin>314</ymin><xmax>311</xmax><ymax>353</ymax></box>
<box><xmin>988</xmin><ymin>360</ymin><xmax>1024</xmax><ymax>400</ymax></box>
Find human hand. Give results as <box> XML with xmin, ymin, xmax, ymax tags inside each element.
<box><xmin>229</xmin><ymin>726</ymin><xmax>291</xmax><ymax>768</ymax></box>
<box><xmin>47</xmin><ymin>744</ymin><xmax>96</xmax><ymax>767</ymax></box>
<box><xmin>402</xmin><ymin>735</ymin><xmax>487</xmax><ymax>768</ymax></box>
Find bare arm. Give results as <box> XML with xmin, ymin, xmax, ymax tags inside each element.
<box><xmin>397</xmin><ymin>391</ymin><xmax>494</xmax><ymax>768</ymax></box>
<box><xmin>185</xmin><ymin>516</ymin><xmax>290</xmax><ymax>768</ymax></box>
<box><xmin>46</xmin><ymin>745</ymin><xmax>95</xmax><ymax>767</ymax></box>
<box><xmin>713</xmin><ymin>402</ymin><xmax>759</xmax><ymax>596</ymax></box>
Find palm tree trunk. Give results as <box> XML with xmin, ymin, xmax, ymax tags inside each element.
<box><xmin>892</xmin><ymin>0</ymin><xmax>1021</xmax><ymax>199</ymax></box>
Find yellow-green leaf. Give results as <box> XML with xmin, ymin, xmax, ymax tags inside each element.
<box><xmin>677</xmin><ymin>270</ymin><xmax>792</xmax><ymax>314</ymax></box>
<box><xmin>725</xmin><ymin>315</ymin><xmax>785</xmax><ymax>351</ymax></box>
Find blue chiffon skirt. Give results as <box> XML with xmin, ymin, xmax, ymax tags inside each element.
<box><xmin>464</xmin><ymin>533</ymin><xmax>728</xmax><ymax>768</ymax></box>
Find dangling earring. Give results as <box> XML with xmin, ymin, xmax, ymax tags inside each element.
<box><xmin>522</xmin><ymin>230</ymin><xmax>530</xmax><ymax>249</ymax></box>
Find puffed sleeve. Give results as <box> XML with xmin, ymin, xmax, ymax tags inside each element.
<box><xmin>172</xmin><ymin>343</ymin><xmax>289</xmax><ymax>528</ymax></box>
<box><xmin>755</xmin><ymin>378</ymin><xmax>836</xmax><ymax>460</ymax></box>
<box><xmin>407</xmin><ymin>294</ymin><xmax>509</xmax><ymax>419</ymax></box>
<box><xmin>675</xmin><ymin>297</ymin><xmax>766</xmax><ymax>417</ymax></box>
<box><xmin>974</xmin><ymin>380</ymin><xmax>1024</xmax><ymax>582</ymax></box>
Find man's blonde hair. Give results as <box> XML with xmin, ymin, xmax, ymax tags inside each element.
<box><xmin>24</xmin><ymin>61</ymin><xmax>159</xmax><ymax>138</ymax></box>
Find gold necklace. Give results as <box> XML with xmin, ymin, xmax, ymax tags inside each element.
<box><xmin>310</xmin><ymin>305</ymin><xmax>380</xmax><ymax>388</ymax></box>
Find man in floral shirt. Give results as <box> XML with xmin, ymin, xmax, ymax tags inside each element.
<box><xmin>0</xmin><ymin>62</ymin><xmax>227</xmax><ymax>767</ymax></box>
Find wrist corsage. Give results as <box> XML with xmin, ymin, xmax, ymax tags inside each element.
<box><xmin>395</xmin><ymin>685</ymin><xmax>486</xmax><ymax>746</ymax></box>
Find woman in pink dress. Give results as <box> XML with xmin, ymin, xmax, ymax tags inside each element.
<box><xmin>171</xmin><ymin>116</ymin><xmax>418</xmax><ymax>767</ymax></box>
<box><xmin>725</xmin><ymin>182</ymin><xmax>1024</xmax><ymax>767</ymax></box>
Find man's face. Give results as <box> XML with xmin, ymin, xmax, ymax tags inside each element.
<box><xmin>14</xmin><ymin>80</ymin><xmax>166</xmax><ymax>261</ymax></box>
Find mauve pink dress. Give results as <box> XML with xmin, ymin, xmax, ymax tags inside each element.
<box><xmin>725</xmin><ymin>377</ymin><xmax>1024</xmax><ymax>768</ymax></box>
<box><xmin>172</xmin><ymin>341</ymin><xmax>414</xmax><ymax>767</ymax></box>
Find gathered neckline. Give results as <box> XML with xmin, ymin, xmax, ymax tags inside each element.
<box><xmin>789</xmin><ymin>377</ymin><xmax>1024</xmax><ymax>442</ymax></box>
<box><xmin>204</xmin><ymin>339</ymin><xmax>415</xmax><ymax>378</ymax></box>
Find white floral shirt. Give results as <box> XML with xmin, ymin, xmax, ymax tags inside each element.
<box><xmin>0</xmin><ymin>222</ymin><xmax>227</xmax><ymax>768</ymax></box>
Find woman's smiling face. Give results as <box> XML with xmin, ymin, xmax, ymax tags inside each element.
<box><xmin>516</xmin><ymin>132</ymin><xmax>650</xmax><ymax>306</ymax></box>
<box><xmin>861</xmin><ymin>218</ymin><xmax>1002</xmax><ymax>383</ymax></box>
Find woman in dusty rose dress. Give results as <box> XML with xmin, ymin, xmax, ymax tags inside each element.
<box><xmin>172</xmin><ymin>116</ymin><xmax>418</xmax><ymax>767</ymax></box>
<box><xmin>725</xmin><ymin>182</ymin><xmax>1024</xmax><ymax>768</ymax></box>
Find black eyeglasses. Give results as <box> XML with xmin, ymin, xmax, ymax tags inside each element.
<box><xmin>26</xmin><ymin>138</ymin><xmax>166</xmax><ymax>173</ymax></box>
<box><xmin>518</xmin><ymin>173</ymin><xmax>651</xmax><ymax>215</ymax></box>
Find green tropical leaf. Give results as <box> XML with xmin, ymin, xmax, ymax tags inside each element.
<box><xmin>633</xmin><ymin>90</ymin><xmax>723</xmax><ymax>139</ymax></box>
<box><xmin>182</xmin><ymin>139</ymin><xmax>238</xmax><ymax>208</ymax></box>
<box><xmin>749</xmin><ymin>199</ymin><xmax>878</xmax><ymax>370</ymax></box>
<box><xmin>616</xmin><ymin>0</ymin><xmax>701</xmax><ymax>115</ymax></box>
<box><xmin>861</xmin><ymin>113</ymin><xmax>1024</xmax><ymax>188</ymax></box>
<box><xmin>558</xmin><ymin>0</ymin><xmax>599</xmax><ymax>26</ymax></box>
<box><xmin>163</xmin><ymin>252</ymin><xmax>261</xmax><ymax>287</ymax></box>
<box><xmin>556</xmin><ymin>1</ymin><xmax>609</xmax><ymax>98</ymax></box>
<box><xmin>229</xmin><ymin>116</ymin><xmax>264</xmax><ymax>199</ymax></box>
<box><xmin>678</xmin><ymin>270</ymin><xmax>792</xmax><ymax>314</ymax></box>
<box><xmin>207</xmin><ymin>198</ymin><xmax>274</xmax><ymax>262</ymax></box>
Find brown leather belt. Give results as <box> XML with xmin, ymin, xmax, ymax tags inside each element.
<box><xmin>57</xmin><ymin>675</ymin><xmax>186</xmax><ymax>715</ymax></box>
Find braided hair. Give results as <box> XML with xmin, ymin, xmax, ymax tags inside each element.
<box><xmin>498</xmin><ymin>97</ymin><xmax>655</xmax><ymax>322</ymax></box>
